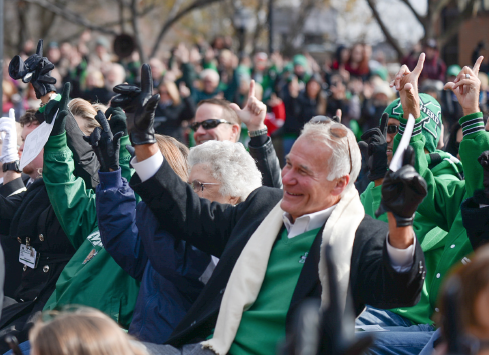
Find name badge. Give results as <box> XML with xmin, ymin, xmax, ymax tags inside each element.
<box><xmin>19</xmin><ymin>244</ymin><xmax>39</xmax><ymax>269</ymax></box>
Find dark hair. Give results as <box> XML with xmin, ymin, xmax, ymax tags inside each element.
<box><xmin>196</xmin><ymin>99</ymin><xmax>241</xmax><ymax>125</ymax></box>
<box><xmin>19</xmin><ymin>109</ymin><xmax>43</xmax><ymax>127</ymax></box>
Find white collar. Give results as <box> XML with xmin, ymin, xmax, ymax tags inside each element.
<box><xmin>282</xmin><ymin>204</ymin><xmax>337</xmax><ymax>239</ymax></box>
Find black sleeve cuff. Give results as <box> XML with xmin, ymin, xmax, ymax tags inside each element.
<box><xmin>249</xmin><ymin>133</ymin><xmax>269</xmax><ymax>148</ymax></box>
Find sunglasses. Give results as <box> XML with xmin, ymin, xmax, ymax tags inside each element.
<box><xmin>190</xmin><ymin>119</ymin><xmax>233</xmax><ymax>131</ymax></box>
<box><xmin>189</xmin><ymin>180</ymin><xmax>220</xmax><ymax>193</ymax></box>
<box><xmin>387</xmin><ymin>125</ymin><xmax>399</xmax><ymax>134</ymax></box>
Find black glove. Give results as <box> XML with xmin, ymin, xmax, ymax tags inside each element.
<box><xmin>83</xmin><ymin>111</ymin><xmax>123</xmax><ymax>172</ymax></box>
<box><xmin>358</xmin><ymin>112</ymin><xmax>388</xmax><ymax>181</ymax></box>
<box><xmin>8</xmin><ymin>40</ymin><xmax>57</xmax><ymax>99</ymax></box>
<box><xmin>111</xmin><ymin>64</ymin><xmax>160</xmax><ymax>145</ymax></box>
<box><xmin>105</xmin><ymin>107</ymin><xmax>128</xmax><ymax>136</ymax></box>
<box><xmin>41</xmin><ymin>82</ymin><xmax>71</xmax><ymax>136</ymax></box>
<box><xmin>375</xmin><ymin>145</ymin><xmax>427</xmax><ymax>227</ymax></box>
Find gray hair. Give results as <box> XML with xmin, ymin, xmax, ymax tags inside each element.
<box><xmin>300</xmin><ymin>122</ymin><xmax>361</xmax><ymax>187</ymax></box>
<box><xmin>188</xmin><ymin>140</ymin><xmax>262</xmax><ymax>202</ymax></box>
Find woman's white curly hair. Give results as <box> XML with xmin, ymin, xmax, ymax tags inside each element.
<box><xmin>188</xmin><ymin>140</ymin><xmax>262</xmax><ymax>202</ymax></box>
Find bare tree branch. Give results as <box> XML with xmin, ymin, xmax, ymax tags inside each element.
<box><xmin>399</xmin><ymin>0</ymin><xmax>425</xmax><ymax>27</ymax></box>
<box><xmin>150</xmin><ymin>0</ymin><xmax>221</xmax><ymax>58</ymax></box>
<box><xmin>365</xmin><ymin>0</ymin><xmax>404</xmax><ymax>60</ymax></box>
<box><xmin>22</xmin><ymin>0</ymin><xmax>119</xmax><ymax>35</ymax></box>
<box><xmin>281</xmin><ymin>0</ymin><xmax>320</xmax><ymax>55</ymax></box>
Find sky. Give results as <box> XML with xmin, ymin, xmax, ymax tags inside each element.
<box><xmin>333</xmin><ymin>0</ymin><xmax>427</xmax><ymax>47</ymax></box>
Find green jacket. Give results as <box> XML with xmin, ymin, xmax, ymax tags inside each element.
<box><xmin>360</xmin><ymin>155</ymin><xmax>460</xmax><ymax>325</ymax></box>
<box><xmin>42</xmin><ymin>132</ymin><xmax>140</xmax><ymax>328</ymax></box>
<box><xmin>393</xmin><ymin>112</ymin><xmax>488</xmax><ymax>325</ymax></box>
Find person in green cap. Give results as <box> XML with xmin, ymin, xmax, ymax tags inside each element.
<box><xmin>357</xmin><ymin>92</ymin><xmax>463</xmax><ymax>354</ymax></box>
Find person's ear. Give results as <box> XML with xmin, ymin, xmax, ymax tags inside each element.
<box><xmin>331</xmin><ymin>175</ymin><xmax>350</xmax><ymax>196</ymax></box>
<box><xmin>231</xmin><ymin>123</ymin><xmax>241</xmax><ymax>143</ymax></box>
<box><xmin>228</xmin><ymin>196</ymin><xmax>240</xmax><ymax>205</ymax></box>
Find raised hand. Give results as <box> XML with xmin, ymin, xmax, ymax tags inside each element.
<box><xmin>376</xmin><ymin>145</ymin><xmax>427</xmax><ymax>227</ymax></box>
<box><xmin>444</xmin><ymin>56</ymin><xmax>484</xmax><ymax>116</ymax></box>
<box><xmin>105</xmin><ymin>107</ymin><xmax>128</xmax><ymax>136</ymax></box>
<box><xmin>83</xmin><ymin>110</ymin><xmax>123</xmax><ymax>172</ymax></box>
<box><xmin>0</xmin><ymin>109</ymin><xmax>19</xmax><ymax>164</ymax></box>
<box><xmin>358</xmin><ymin>112</ymin><xmax>388</xmax><ymax>182</ymax></box>
<box><xmin>390</xmin><ymin>53</ymin><xmax>425</xmax><ymax>119</ymax></box>
<box><xmin>8</xmin><ymin>39</ymin><xmax>57</xmax><ymax>99</ymax></box>
<box><xmin>229</xmin><ymin>80</ymin><xmax>267</xmax><ymax>132</ymax></box>
<box><xmin>39</xmin><ymin>82</ymin><xmax>71</xmax><ymax>136</ymax></box>
<box><xmin>111</xmin><ymin>64</ymin><xmax>160</xmax><ymax>145</ymax></box>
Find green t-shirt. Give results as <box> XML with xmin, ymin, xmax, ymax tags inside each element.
<box><xmin>229</xmin><ymin>227</ymin><xmax>320</xmax><ymax>355</ymax></box>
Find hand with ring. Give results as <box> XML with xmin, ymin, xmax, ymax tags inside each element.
<box><xmin>444</xmin><ymin>56</ymin><xmax>484</xmax><ymax>117</ymax></box>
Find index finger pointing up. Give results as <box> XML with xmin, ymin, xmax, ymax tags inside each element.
<box><xmin>248</xmin><ymin>80</ymin><xmax>256</xmax><ymax>101</ymax></box>
<box><xmin>473</xmin><ymin>56</ymin><xmax>484</xmax><ymax>77</ymax></box>
<box><xmin>140</xmin><ymin>64</ymin><xmax>154</xmax><ymax>95</ymax></box>
<box><xmin>36</xmin><ymin>39</ymin><xmax>43</xmax><ymax>57</ymax></box>
<box><xmin>412</xmin><ymin>52</ymin><xmax>425</xmax><ymax>76</ymax></box>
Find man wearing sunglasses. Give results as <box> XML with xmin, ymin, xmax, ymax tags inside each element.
<box><xmin>190</xmin><ymin>80</ymin><xmax>282</xmax><ymax>188</ymax></box>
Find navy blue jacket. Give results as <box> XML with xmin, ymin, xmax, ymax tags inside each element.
<box><xmin>96</xmin><ymin>169</ymin><xmax>212</xmax><ymax>343</ymax></box>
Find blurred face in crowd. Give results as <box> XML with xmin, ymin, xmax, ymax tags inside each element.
<box><xmin>193</xmin><ymin>103</ymin><xmax>240</xmax><ymax>145</ymax></box>
<box><xmin>202</xmin><ymin>75</ymin><xmax>219</xmax><ymax>94</ymax></box>
<box><xmin>48</xmin><ymin>47</ymin><xmax>61</xmax><ymax>63</ymax></box>
<box><xmin>149</xmin><ymin>58</ymin><xmax>165</xmax><ymax>80</ymax></box>
<box><xmin>281</xmin><ymin>136</ymin><xmax>348</xmax><ymax>222</ymax></box>
<box><xmin>19</xmin><ymin>123</ymin><xmax>43</xmax><ymax>179</ymax></box>
<box><xmin>60</xmin><ymin>42</ymin><xmax>72</xmax><ymax>58</ymax></box>
<box><xmin>306</xmin><ymin>80</ymin><xmax>321</xmax><ymax>99</ymax></box>
<box><xmin>386</xmin><ymin>118</ymin><xmax>400</xmax><ymax>162</ymax></box>
<box><xmin>294</xmin><ymin>64</ymin><xmax>305</xmax><ymax>78</ymax></box>
<box><xmin>188</xmin><ymin>163</ymin><xmax>238</xmax><ymax>204</ymax></box>
<box><xmin>351</xmin><ymin>44</ymin><xmax>364</xmax><ymax>64</ymax></box>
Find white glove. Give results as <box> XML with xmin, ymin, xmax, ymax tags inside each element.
<box><xmin>0</xmin><ymin>109</ymin><xmax>20</xmax><ymax>164</ymax></box>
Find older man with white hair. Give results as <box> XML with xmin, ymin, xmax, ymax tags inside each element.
<box><xmin>113</xmin><ymin>64</ymin><xmax>427</xmax><ymax>355</ymax></box>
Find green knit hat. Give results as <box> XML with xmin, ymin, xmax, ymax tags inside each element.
<box><xmin>293</xmin><ymin>54</ymin><xmax>308</xmax><ymax>68</ymax></box>
<box><xmin>383</xmin><ymin>93</ymin><xmax>443</xmax><ymax>153</ymax></box>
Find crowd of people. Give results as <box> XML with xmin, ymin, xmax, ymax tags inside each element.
<box><xmin>0</xmin><ymin>30</ymin><xmax>488</xmax><ymax>355</ymax></box>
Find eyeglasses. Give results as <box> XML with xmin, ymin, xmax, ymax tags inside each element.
<box><xmin>189</xmin><ymin>180</ymin><xmax>220</xmax><ymax>193</ymax></box>
<box><xmin>190</xmin><ymin>119</ymin><xmax>233</xmax><ymax>131</ymax></box>
<box><xmin>387</xmin><ymin>125</ymin><xmax>399</xmax><ymax>134</ymax></box>
<box><xmin>313</xmin><ymin>118</ymin><xmax>352</xmax><ymax>174</ymax></box>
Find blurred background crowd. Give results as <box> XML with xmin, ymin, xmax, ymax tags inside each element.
<box><xmin>4</xmin><ymin>32</ymin><xmax>489</xmax><ymax>174</ymax></box>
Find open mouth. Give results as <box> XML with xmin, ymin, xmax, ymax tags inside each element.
<box><xmin>286</xmin><ymin>191</ymin><xmax>303</xmax><ymax>197</ymax></box>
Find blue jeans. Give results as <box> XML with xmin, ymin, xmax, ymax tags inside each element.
<box><xmin>356</xmin><ymin>306</ymin><xmax>435</xmax><ymax>355</ymax></box>
<box><xmin>3</xmin><ymin>340</ymin><xmax>31</xmax><ymax>355</ymax></box>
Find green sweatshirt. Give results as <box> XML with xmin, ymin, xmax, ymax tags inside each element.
<box><xmin>393</xmin><ymin>112</ymin><xmax>488</xmax><ymax>324</ymax></box>
<box><xmin>42</xmin><ymin>132</ymin><xmax>140</xmax><ymax>328</ymax></box>
<box><xmin>360</xmin><ymin>154</ymin><xmax>460</xmax><ymax>325</ymax></box>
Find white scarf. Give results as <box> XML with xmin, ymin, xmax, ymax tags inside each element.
<box><xmin>201</xmin><ymin>185</ymin><xmax>365</xmax><ymax>355</ymax></box>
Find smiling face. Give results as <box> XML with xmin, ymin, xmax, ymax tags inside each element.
<box><xmin>386</xmin><ymin>118</ymin><xmax>400</xmax><ymax>163</ymax></box>
<box><xmin>192</xmin><ymin>103</ymin><xmax>240</xmax><ymax>145</ymax></box>
<box><xmin>280</xmin><ymin>137</ymin><xmax>349</xmax><ymax>222</ymax></box>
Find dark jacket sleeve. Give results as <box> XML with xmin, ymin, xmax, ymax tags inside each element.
<box><xmin>137</xmin><ymin>202</ymin><xmax>212</xmax><ymax>287</ymax></box>
<box><xmin>96</xmin><ymin>169</ymin><xmax>148</xmax><ymax>281</ymax></box>
<box><xmin>0</xmin><ymin>176</ymin><xmax>25</xmax><ymax>197</ymax></box>
<box><xmin>461</xmin><ymin>191</ymin><xmax>489</xmax><ymax>251</ymax></box>
<box><xmin>351</xmin><ymin>217</ymin><xmax>425</xmax><ymax>313</ymax></box>
<box><xmin>248</xmin><ymin>136</ymin><xmax>283</xmax><ymax>189</ymax></box>
<box><xmin>130</xmin><ymin>158</ymin><xmax>248</xmax><ymax>258</ymax></box>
